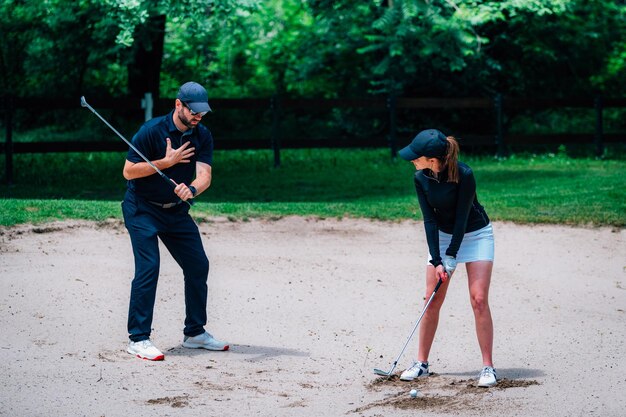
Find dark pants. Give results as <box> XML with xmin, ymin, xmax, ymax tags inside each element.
<box><xmin>122</xmin><ymin>190</ymin><xmax>209</xmax><ymax>342</ymax></box>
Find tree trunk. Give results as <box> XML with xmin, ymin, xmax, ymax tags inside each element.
<box><xmin>127</xmin><ymin>14</ymin><xmax>166</xmax><ymax>103</ymax></box>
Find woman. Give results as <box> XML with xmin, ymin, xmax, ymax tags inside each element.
<box><xmin>397</xmin><ymin>128</ymin><xmax>496</xmax><ymax>387</ymax></box>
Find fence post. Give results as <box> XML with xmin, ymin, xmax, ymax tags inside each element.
<box><xmin>142</xmin><ymin>92</ymin><xmax>153</xmax><ymax>121</ymax></box>
<box><xmin>4</xmin><ymin>96</ymin><xmax>13</xmax><ymax>185</ymax></box>
<box><xmin>494</xmin><ymin>93</ymin><xmax>505</xmax><ymax>157</ymax></box>
<box><xmin>594</xmin><ymin>95</ymin><xmax>604</xmax><ymax>157</ymax></box>
<box><xmin>270</xmin><ymin>95</ymin><xmax>281</xmax><ymax>168</ymax></box>
<box><xmin>387</xmin><ymin>94</ymin><xmax>397</xmax><ymax>159</ymax></box>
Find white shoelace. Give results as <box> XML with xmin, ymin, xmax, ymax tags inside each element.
<box><xmin>138</xmin><ymin>340</ymin><xmax>154</xmax><ymax>348</ymax></box>
<box><xmin>410</xmin><ymin>361</ymin><xmax>428</xmax><ymax>373</ymax></box>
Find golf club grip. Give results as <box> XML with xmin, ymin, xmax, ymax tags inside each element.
<box><xmin>159</xmin><ymin>172</ymin><xmax>176</xmax><ymax>188</ymax></box>
<box><xmin>433</xmin><ymin>278</ymin><xmax>443</xmax><ymax>293</ymax></box>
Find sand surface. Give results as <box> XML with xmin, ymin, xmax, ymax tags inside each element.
<box><xmin>1</xmin><ymin>217</ymin><xmax>624</xmax><ymax>417</ymax></box>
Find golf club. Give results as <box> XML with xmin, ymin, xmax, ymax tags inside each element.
<box><xmin>373</xmin><ymin>277</ymin><xmax>444</xmax><ymax>377</ymax></box>
<box><xmin>80</xmin><ymin>96</ymin><xmax>191</xmax><ymax>206</ymax></box>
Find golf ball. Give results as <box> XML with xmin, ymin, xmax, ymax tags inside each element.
<box><xmin>410</xmin><ymin>389</ymin><xmax>418</xmax><ymax>398</ymax></box>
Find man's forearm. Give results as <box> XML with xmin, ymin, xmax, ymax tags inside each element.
<box><xmin>190</xmin><ymin>162</ymin><xmax>212</xmax><ymax>195</ymax></box>
<box><xmin>123</xmin><ymin>159</ymin><xmax>171</xmax><ymax>180</ymax></box>
<box><xmin>190</xmin><ymin>173</ymin><xmax>211</xmax><ymax>195</ymax></box>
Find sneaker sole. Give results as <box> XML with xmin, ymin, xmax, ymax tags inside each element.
<box><xmin>181</xmin><ymin>342</ymin><xmax>229</xmax><ymax>351</ymax></box>
<box><xmin>127</xmin><ymin>348</ymin><xmax>165</xmax><ymax>361</ymax></box>
<box><xmin>478</xmin><ymin>380</ymin><xmax>497</xmax><ymax>388</ymax></box>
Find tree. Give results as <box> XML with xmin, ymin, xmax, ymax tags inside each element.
<box><xmin>0</xmin><ymin>2</ymin><xmax>45</xmax><ymax>96</ymax></box>
<box><xmin>1</xmin><ymin>0</ymin><xmax>623</xmax><ymax>102</ymax></box>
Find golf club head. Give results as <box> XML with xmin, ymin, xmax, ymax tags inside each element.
<box><xmin>80</xmin><ymin>96</ymin><xmax>88</xmax><ymax>107</ymax></box>
<box><xmin>373</xmin><ymin>368</ymin><xmax>392</xmax><ymax>377</ymax></box>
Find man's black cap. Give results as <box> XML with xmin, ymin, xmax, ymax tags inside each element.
<box><xmin>177</xmin><ymin>81</ymin><xmax>212</xmax><ymax>113</ymax></box>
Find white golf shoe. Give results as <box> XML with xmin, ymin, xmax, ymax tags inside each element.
<box><xmin>400</xmin><ymin>361</ymin><xmax>429</xmax><ymax>381</ymax></box>
<box><xmin>182</xmin><ymin>331</ymin><xmax>229</xmax><ymax>351</ymax></box>
<box><xmin>478</xmin><ymin>366</ymin><xmax>497</xmax><ymax>387</ymax></box>
<box><xmin>127</xmin><ymin>339</ymin><xmax>165</xmax><ymax>361</ymax></box>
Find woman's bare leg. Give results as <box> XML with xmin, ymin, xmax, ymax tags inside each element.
<box><xmin>466</xmin><ymin>261</ymin><xmax>494</xmax><ymax>366</ymax></box>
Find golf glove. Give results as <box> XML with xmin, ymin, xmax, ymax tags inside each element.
<box><xmin>442</xmin><ymin>255</ymin><xmax>457</xmax><ymax>277</ymax></box>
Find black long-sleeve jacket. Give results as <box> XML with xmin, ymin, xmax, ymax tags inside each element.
<box><xmin>413</xmin><ymin>161</ymin><xmax>490</xmax><ymax>267</ymax></box>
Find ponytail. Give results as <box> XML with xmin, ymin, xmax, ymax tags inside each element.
<box><xmin>443</xmin><ymin>136</ymin><xmax>460</xmax><ymax>183</ymax></box>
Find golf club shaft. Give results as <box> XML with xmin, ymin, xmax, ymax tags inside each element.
<box><xmin>80</xmin><ymin>96</ymin><xmax>174</xmax><ymax>187</ymax></box>
<box><xmin>377</xmin><ymin>278</ymin><xmax>443</xmax><ymax>375</ymax></box>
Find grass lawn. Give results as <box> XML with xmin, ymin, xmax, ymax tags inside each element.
<box><xmin>1</xmin><ymin>148</ymin><xmax>624</xmax><ymax>227</ymax></box>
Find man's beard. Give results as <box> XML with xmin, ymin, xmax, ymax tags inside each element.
<box><xmin>177</xmin><ymin>109</ymin><xmax>197</xmax><ymax>130</ymax></box>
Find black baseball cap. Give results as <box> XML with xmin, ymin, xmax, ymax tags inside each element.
<box><xmin>398</xmin><ymin>129</ymin><xmax>448</xmax><ymax>160</ymax></box>
<box><xmin>177</xmin><ymin>81</ymin><xmax>212</xmax><ymax>114</ymax></box>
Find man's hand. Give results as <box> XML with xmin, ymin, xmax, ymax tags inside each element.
<box><xmin>172</xmin><ymin>181</ymin><xmax>195</xmax><ymax>201</ymax></box>
<box><xmin>162</xmin><ymin>138</ymin><xmax>195</xmax><ymax>168</ymax></box>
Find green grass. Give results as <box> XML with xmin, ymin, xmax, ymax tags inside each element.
<box><xmin>1</xmin><ymin>148</ymin><xmax>625</xmax><ymax>227</ymax></box>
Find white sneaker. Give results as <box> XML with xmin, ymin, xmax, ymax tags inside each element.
<box><xmin>182</xmin><ymin>331</ymin><xmax>229</xmax><ymax>351</ymax></box>
<box><xmin>400</xmin><ymin>361</ymin><xmax>429</xmax><ymax>381</ymax></box>
<box><xmin>478</xmin><ymin>366</ymin><xmax>497</xmax><ymax>387</ymax></box>
<box><xmin>127</xmin><ymin>339</ymin><xmax>164</xmax><ymax>361</ymax></box>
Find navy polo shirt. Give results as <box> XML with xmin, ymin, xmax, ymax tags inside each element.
<box><xmin>126</xmin><ymin>110</ymin><xmax>213</xmax><ymax>203</ymax></box>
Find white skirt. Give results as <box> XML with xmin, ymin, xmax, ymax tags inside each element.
<box><xmin>427</xmin><ymin>223</ymin><xmax>494</xmax><ymax>264</ymax></box>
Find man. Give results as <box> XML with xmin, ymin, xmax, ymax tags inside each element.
<box><xmin>121</xmin><ymin>81</ymin><xmax>228</xmax><ymax>361</ymax></box>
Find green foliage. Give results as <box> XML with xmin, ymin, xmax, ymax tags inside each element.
<box><xmin>348</xmin><ymin>0</ymin><xmax>625</xmax><ymax>97</ymax></box>
<box><xmin>357</xmin><ymin>0</ymin><xmax>485</xmax><ymax>94</ymax></box>
<box><xmin>0</xmin><ymin>1</ymin><xmax>44</xmax><ymax>95</ymax></box>
<box><xmin>1</xmin><ymin>0</ymin><xmax>624</xmax><ymax>163</ymax></box>
<box><xmin>160</xmin><ymin>0</ymin><xmax>263</xmax><ymax>96</ymax></box>
<box><xmin>2</xmin><ymin>0</ymin><xmax>624</xmax><ymax>100</ymax></box>
<box><xmin>478</xmin><ymin>0</ymin><xmax>625</xmax><ymax>97</ymax></box>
